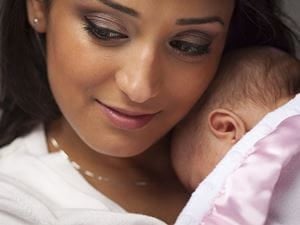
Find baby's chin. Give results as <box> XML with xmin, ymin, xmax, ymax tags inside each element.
<box><xmin>179</xmin><ymin>174</ymin><xmax>202</xmax><ymax>192</ymax></box>
<box><xmin>187</xmin><ymin>173</ymin><xmax>202</xmax><ymax>192</ymax></box>
<box><xmin>188</xmin><ymin>160</ymin><xmax>217</xmax><ymax>192</ymax></box>
<box><xmin>174</xmin><ymin>158</ymin><xmax>208</xmax><ymax>192</ymax></box>
<box><xmin>171</xmin><ymin>127</ymin><xmax>202</xmax><ymax>191</ymax></box>
<box><xmin>171</xmin><ymin>150</ymin><xmax>193</xmax><ymax>191</ymax></box>
<box><xmin>174</xmin><ymin>159</ymin><xmax>203</xmax><ymax>192</ymax></box>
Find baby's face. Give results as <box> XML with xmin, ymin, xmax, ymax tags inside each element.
<box><xmin>171</xmin><ymin>117</ymin><xmax>226</xmax><ymax>191</ymax></box>
<box><xmin>171</xmin><ymin>100</ymin><xmax>283</xmax><ymax>191</ymax></box>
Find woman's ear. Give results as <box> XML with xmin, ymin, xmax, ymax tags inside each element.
<box><xmin>26</xmin><ymin>0</ymin><xmax>48</xmax><ymax>33</ymax></box>
<box><xmin>208</xmin><ymin>108</ymin><xmax>246</xmax><ymax>144</ymax></box>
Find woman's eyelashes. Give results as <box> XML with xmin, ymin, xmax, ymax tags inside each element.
<box><xmin>169</xmin><ymin>31</ymin><xmax>212</xmax><ymax>57</ymax></box>
<box><xmin>83</xmin><ymin>15</ymin><xmax>129</xmax><ymax>42</ymax></box>
<box><xmin>169</xmin><ymin>40</ymin><xmax>210</xmax><ymax>56</ymax></box>
<box><xmin>83</xmin><ymin>15</ymin><xmax>212</xmax><ymax>58</ymax></box>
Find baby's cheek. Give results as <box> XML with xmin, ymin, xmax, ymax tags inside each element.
<box><xmin>190</xmin><ymin>149</ymin><xmax>226</xmax><ymax>190</ymax></box>
<box><xmin>171</xmin><ymin>134</ymin><xmax>196</xmax><ymax>191</ymax></box>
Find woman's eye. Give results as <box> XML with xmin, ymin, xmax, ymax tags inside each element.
<box><xmin>169</xmin><ymin>40</ymin><xmax>210</xmax><ymax>56</ymax></box>
<box><xmin>83</xmin><ymin>17</ymin><xmax>128</xmax><ymax>42</ymax></box>
<box><xmin>169</xmin><ymin>31</ymin><xmax>212</xmax><ymax>57</ymax></box>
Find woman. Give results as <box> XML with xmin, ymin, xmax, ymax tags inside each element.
<box><xmin>0</xmin><ymin>0</ymin><xmax>297</xmax><ymax>225</ymax></box>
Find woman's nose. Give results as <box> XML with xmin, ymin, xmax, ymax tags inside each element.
<box><xmin>115</xmin><ymin>46</ymin><xmax>162</xmax><ymax>103</ymax></box>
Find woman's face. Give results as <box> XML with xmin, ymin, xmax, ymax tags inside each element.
<box><xmin>28</xmin><ymin>0</ymin><xmax>234</xmax><ymax>157</ymax></box>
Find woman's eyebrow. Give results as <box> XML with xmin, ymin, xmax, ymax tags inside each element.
<box><xmin>97</xmin><ymin>0</ymin><xmax>140</xmax><ymax>18</ymax></box>
<box><xmin>95</xmin><ymin>1</ymin><xmax>224</xmax><ymax>27</ymax></box>
<box><xmin>176</xmin><ymin>16</ymin><xmax>225</xmax><ymax>26</ymax></box>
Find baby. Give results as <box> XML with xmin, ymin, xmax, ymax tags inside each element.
<box><xmin>171</xmin><ymin>47</ymin><xmax>300</xmax><ymax>225</ymax></box>
<box><xmin>171</xmin><ymin>46</ymin><xmax>300</xmax><ymax>224</ymax></box>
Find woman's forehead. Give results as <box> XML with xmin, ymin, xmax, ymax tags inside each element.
<box><xmin>50</xmin><ymin>0</ymin><xmax>234</xmax><ymax>26</ymax></box>
<box><xmin>54</xmin><ymin>0</ymin><xmax>234</xmax><ymax>15</ymax></box>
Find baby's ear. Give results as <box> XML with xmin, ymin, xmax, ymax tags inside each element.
<box><xmin>208</xmin><ymin>109</ymin><xmax>246</xmax><ymax>144</ymax></box>
<box><xmin>26</xmin><ymin>0</ymin><xmax>48</xmax><ymax>33</ymax></box>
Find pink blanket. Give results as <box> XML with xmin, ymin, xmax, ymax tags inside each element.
<box><xmin>175</xmin><ymin>94</ymin><xmax>300</xmax><ymax>225</ymax></box>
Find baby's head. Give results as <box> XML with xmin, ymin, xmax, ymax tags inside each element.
<box><xmin>171</xmin><ymin>46</ymin><xmax>300</xmax><ymax>191</ymax></box>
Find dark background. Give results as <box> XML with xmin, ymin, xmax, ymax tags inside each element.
<box><xmin>284</xmin><ymin>0</ymin><xmax>300</xmax><ymax>24</ymax></box>
<box><xmin>283</xmin><ymin>0</ymin><xmax>300</xmax><ymax>55</ymax></box>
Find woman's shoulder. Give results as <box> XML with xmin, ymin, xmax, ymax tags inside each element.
<box><xmin>0</xmin><ymin>126</ymin><xmax>168</xmax><ymax>225</ymax></box>
<box><xmin>0</xmin><ymin>124</ymin><xmax>122</xmax><ymax>210</ymax></box>
<box><xmin>0</xmin><ymin>173</ymin><xmax>167</xmax><ymax>225</ymax></box>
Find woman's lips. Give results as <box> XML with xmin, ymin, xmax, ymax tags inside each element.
<box><xmin>97</xmin><ymin>101</ymin><xmax>158</xmax><ymax>130</ymax></box>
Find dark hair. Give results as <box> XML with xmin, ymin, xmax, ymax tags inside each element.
<box><xmin>0</xmin><ymin>0</ymin><xmax>299</xmax><ymax>147</ymax></box>
<box><xmin>226</xmin><ymin>1</ymin><xmax>298</xmax><ymax>53</ymax></box>
<box><xmin>197</xmin><ymin>46</ymin><xmax>300</xmax><ymax>113</ymax></box>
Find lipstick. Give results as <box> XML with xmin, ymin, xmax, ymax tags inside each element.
<box><xmin>97</xmin><ymin>101</ymin><xmax>157</xmax><ymax>130</ymax></box>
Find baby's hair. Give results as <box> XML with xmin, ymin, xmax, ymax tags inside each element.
<box><xmin>197</xmin><ymin>46</ymin><xmax>300</xmax><ymax>113</ymax></box>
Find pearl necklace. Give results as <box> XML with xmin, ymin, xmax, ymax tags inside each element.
<box><xmin>49</xmin><ymin>137</ymin><xmax>149</xmax><ymax>187</ymax></box>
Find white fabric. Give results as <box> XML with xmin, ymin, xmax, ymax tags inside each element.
<box><xmin>0</xmin><ymin>126</ymin><xmax>167</xmax><ymax>225</ymax></box>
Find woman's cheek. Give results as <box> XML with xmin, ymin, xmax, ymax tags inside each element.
<box><xmin>166</xmin><ymin>54</ymin><xmax>222</xmax><ymax>123</ymax></box>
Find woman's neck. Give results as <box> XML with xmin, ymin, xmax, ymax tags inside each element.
<box><xmin>46</xmin><ymin>118</ymin><xmax>189</xmax><ymax>224</ymax></box>
<box><xmin>46</xmin><ymin>117</ymin><xmax>174</xmax><ymax>184</ymax></box>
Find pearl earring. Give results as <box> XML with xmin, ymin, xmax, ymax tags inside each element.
<box><xmin>33</xmin><ymin>18</ymin><xmax>39</xmax><ymax>24</ymax></box>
